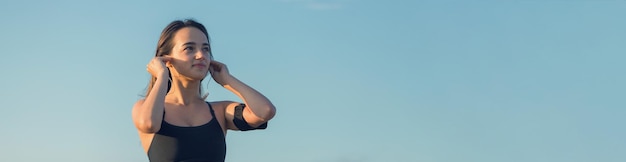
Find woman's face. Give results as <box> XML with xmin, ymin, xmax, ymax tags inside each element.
<box><xmin>168</xmin><ymin>27</ymin><xmax>212</xmax><ymax>80</ymax></box>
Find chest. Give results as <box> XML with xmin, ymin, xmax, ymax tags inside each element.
<box><xmin>164</xmin><ymin>105</ymin><xmax>213</xmax><ymax>127</ymax></box>
<box><xmin>162</xmin><ymin>103</ymin><xmax>226</xmax><ymax>133</ymax></box>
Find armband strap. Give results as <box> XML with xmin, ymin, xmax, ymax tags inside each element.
<box><xmin>234</xmin><ymin>104</ymin><xmax>268</xmax><ymax>131</ymax></box>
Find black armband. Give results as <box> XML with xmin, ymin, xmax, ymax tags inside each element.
<box><xmin>234</xmin><ymin>104</ymin><xmax>268</xmax><ymax>131</ymax></box>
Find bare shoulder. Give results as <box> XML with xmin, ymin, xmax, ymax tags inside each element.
<box><xmin>209</xmin><ymin>100</ymin><xmax>240</xmax><ymax>111</ymax></box>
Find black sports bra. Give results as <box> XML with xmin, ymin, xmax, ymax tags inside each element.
<box><xmin>147</xmin><ymin>102</ymin><xmax>226</xmax><ymax>162</ymax></box>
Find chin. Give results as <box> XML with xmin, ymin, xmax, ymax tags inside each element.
<box><xmin>190</xmin><ymin>73</ymin><xmax>209</xmax><ymax>81</ymax></box>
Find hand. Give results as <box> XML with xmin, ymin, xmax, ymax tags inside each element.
<box><xmin>209</xmin><ymin>60</ymin><xmax>232</xmax><ymax>86</ymax></box>
<box><xmin>146</xmin><ymin>56</ymin><xmax>172</xmax><ymax>78</ymax></box>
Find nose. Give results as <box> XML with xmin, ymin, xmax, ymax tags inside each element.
<box><xmin>195</xmin><ymin>51</ymin><xmax>206</xmax><ymax>60</ymax></box>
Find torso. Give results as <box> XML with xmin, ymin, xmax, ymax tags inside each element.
<box><xmin>138</xmin><ymin>101</ymin><xmax>229</xmax><ymax>162</ymax></box>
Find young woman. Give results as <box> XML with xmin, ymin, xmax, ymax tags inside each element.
<box><xmin>132</xmin><ymin>19</ymin><xmax>276</xmax><ymax>162</ymax></box>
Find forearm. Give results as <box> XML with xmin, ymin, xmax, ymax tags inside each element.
<box><xmin>223</xmin><ymin>75</ymin><xmax>276</xmax><ymax>121</ymax></box>
<box><xmin>136</xmin><ymin>76</ymin><xmax>169</xmax><ymax>132</ymax></box>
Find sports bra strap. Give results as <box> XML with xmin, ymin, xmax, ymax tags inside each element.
<box><xmin>206</xmin><ymin>102</ymin><xmax>216</xmax><ymax>118</ymax></box>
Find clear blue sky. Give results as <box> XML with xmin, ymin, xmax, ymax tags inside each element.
<box><xmin>0</xmin><ymin>0</ymin><xmax>624</xmax><ymax>161</ymax></box>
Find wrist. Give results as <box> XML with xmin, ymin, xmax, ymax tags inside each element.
<box><xmin>221</xmin><ymin>75</ymin><xmax>237</xmax><ymax>86</ymax></box>
<box><xmin>157</xmin><ymin>73</ymin><xmax>170</xmax><ymax>82</ymax></box>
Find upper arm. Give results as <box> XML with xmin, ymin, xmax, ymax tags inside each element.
<box><xmin>222</xmin><ymin>101</ymin><xmax>269</xmax><ymax>131</ymax></box>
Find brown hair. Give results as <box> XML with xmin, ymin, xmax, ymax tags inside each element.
<box><xmin>145</xmin><ymin>19</ymin><xmax>211</xmax><ymax>99</ymax></box>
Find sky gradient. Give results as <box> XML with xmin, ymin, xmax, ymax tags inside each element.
<box><xmin>0</xmin><ymin>0</ymin><xmax>625</xmax><ymax>162</ymax></box>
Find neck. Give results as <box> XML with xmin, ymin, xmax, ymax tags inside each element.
<box><xmin>165</xmin><ymin>77</ymin><xmax>203</xmax><ymax>106</ymax></box>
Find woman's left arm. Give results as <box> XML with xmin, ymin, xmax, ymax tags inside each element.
<box><xmin>210</xmin><ymin>60</ymin><xmax>276</xmax><ymax>130</ymax></box>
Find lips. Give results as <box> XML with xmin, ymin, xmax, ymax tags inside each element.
<box><xmin>193</xmin><ymin>63</ymin><xmax>206</xmax><ymax>68</ymax></box>
<box><xmin>193</xmin><ymin>63</ymin><xmax>206</xmax><ymax>67</ymax></box>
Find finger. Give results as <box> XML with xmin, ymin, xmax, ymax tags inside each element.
<box><xmin>210</xmin><ymin>64</ymin><xmax>218</xmax><ymax>72</ymax></box>
<box><xmin>160</xmin><ymin>56</ymin><xmax>173</xmax><ymax>62</ymax></box>
<box><xmin>147</xmin><ymin>68</ymin><xmax>154</xmax><ymax>76</ymax></box>
<box><xmin>208</xmin><ymin>66</ymin><xmax>216</xmax><ymax>75</ymax></box>
<box><xmin>210</xmin><ymin>60</ymin><xmax>224</xmax><ymax>66</ymax></box>
<box><xmin>209</xmin><ymin>63</ymin><xmax>221</xmax><ymax>72</ymax></box>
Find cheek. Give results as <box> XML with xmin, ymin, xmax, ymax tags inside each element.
<box><xmin>171</xmin><ymin>55</ymin><xmax>194</xmax><ymax>64</ymax></box>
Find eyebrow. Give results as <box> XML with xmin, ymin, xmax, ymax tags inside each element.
<box><xmin>183</xmin><ymin>42</ymin><xmax>210</xmax><ymax>46</ymax></box>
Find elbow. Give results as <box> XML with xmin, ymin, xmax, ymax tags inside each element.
<box><xmin>135</xmin><ymin>120</ymin><xmax>161</xmax><ymax>133</ymax></box>
<box><xmin>260</xmin><ymin>104</ymin><xmax>276</xmax><ymax>121</ymax></box>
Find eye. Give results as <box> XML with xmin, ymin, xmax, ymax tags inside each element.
<box><xmin>202</xmin><ymin>47</ymin><xmax>210</xmax><ymax>52</ymax></box>
<box><xmin>184</xmin><ymin>46</ymin><xmax>195</xmax><ymax>51</ymax></box>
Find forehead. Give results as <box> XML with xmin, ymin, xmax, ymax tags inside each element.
<box><xmin>172</xmin><ymin>27</ymin><xmax>208</xmax><ymax>45</ymax></box>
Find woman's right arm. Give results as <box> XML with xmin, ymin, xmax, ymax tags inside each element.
<box><xmin>132</xmin><ymin>57</ymin><xmax>171</xmax><ymax>133</ymax></box>
<box><xmin>132</xmin><ymin>77</ymin><xmax>168</xmax><ymax>133</ymax></box>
